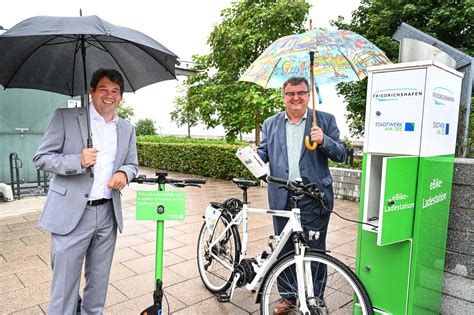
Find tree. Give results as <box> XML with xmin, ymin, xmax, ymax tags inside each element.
<box><xmin>135</xmin><ymin>118</ymin><xmax>156</xmax><ymax>136</ymax></box>
<box><xmin>342</xmin><ymin>136</ymin><xmax>354</xmax><ymax>166</ymax></box>
<box><xmin>170</xmin><ymin>85</ymin><xmax>200</xmax><ymax>138</ymax></box>
<box><xmin>116</xmin><ymin>98</ymin><xmax>134</xmax><ymax>121</ymax></box>
<box><xmin>331</xmin><ymin>0</ymin><xmax>473</xmax><ymax>138</ymax></box>
<box><xmin>186</xmin><ymin>0</ymin><xmax>310</xmax><ymax>144</ymax></box>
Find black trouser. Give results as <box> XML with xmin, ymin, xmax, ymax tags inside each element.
<box><xmin>272</xmin><ymin>194</ymin><xmax>330</xmax><ymax>301</ymax></box>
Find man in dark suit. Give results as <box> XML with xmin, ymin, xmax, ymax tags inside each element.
<box><xmin>34</xmin><ymin>69</ymin><xmax>138</xmax><ymax>314</ymax></box>
<box><xmin>257</xmin><ymin>77</ymin><xmax>345</xmax><ymax>314</ymax></box>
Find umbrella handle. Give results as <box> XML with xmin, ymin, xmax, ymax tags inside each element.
<box><xmin>305</xmin><ymin>135</ymin><xmax>317</xmax><ymax>150</ymax></box>
<box><xmin>305</xmin><ymin>51</ymin><xmax>317</xmax><ymax>151</ymax></box>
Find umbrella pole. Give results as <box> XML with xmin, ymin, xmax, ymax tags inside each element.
<box><xmin>305</xmin><ymin>51</ymin><xmax>318</xmax><ymax>151</ymax></box>
<box><xmin>80</xmin><ymin>35</ymin><xmax>93</xmax><ymax>149</ymax></box>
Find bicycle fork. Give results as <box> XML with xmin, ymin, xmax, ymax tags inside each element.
<box><xmin>293</xmin><ymin>233</ymin><xmax>313</xmax><ymax>314</ymax></box>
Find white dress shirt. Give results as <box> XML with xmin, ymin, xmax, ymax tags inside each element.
<box><xmin>88</xmin><ymin>104</ymin><xmax>118</xmax><ymax>200</ymax></box>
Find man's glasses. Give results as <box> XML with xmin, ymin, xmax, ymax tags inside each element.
<box><xmin>284</xmin><ymin>91</ymin><xmax>309</xmax><ymax>97</ymax></box>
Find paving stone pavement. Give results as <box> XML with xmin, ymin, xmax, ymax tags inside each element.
<box><xmin>0</xmin><ymin>168</ymin><xmax>361</xmax><ymax>314</ymax></box>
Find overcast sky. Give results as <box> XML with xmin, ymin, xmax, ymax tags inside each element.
<box><xmin>1</xmin><ymin>0</ymin><xmax>361</xmax><ymax>139</ymax></box>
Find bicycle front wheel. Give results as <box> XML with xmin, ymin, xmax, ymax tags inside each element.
<box><xmin>197</xmin><ymin>213</ymin><xmax>240</xmax><ymax>293</ymax></box>
<box><xmin>260</xmin><ymin>251</ymin><xmax>372</xmax><ymax>315</ymax></box>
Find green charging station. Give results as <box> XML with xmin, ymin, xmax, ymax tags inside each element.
<box><xmin>355</xmin><ymin>60</ymin><xmax>464</xmax><ymax>314</ymax></box>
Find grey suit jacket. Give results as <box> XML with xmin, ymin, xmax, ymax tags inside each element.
<box><xmin>33</xmin><ymin>107</ymin><xmax>138</xmax><ymax>235</ymax></box>
<box><xmin>258</xmin><ymin>108</ymin><xmax>345</xmax><ymax>212</ymax></box>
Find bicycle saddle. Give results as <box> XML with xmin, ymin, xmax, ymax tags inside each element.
<box><xmin>232</xmin><ymin>178</ymin><xmax>259</xmax><ymax>188</ymax></box>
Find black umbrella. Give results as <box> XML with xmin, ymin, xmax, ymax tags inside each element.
<box><xmin>0</xmin><ymin>15</ymin><xmax>179</xmax><ymax>147</ymax></box>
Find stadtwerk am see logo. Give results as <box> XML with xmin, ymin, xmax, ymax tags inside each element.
<box><xmin>373</xmin><ymin>88</ymin><xmax>423</xmax><ymax>102</ymax></box>
<box><xmin>432</xmin><ymin>121</ymin><xmax>450</xmax><ymax>135</ymax></box>
<box><xmin>374</xmin><ymin>122</ymin><xmax>415</xmax><ymax>132</ymax></box>
<box><xmin>432</xmin><ymin>87</ymin><xmax>454</xmax><ymax>105</ymax></box>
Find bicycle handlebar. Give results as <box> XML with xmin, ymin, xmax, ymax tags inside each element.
<box><xmin>170</xmin><ymin>178</ymin><xmax>207</xmax><ymax>185</ymax></box>
<box><xmin>131</xmin><ymin>175</ymin><xmax>206</xmax><ymax>186</ymax></box>
<box><xmin>267</xmin><ymin>175</ymin><xmax>323</xmax><ymax>200</ymax></box>
<box><xmin>267</xmin><ymin>175</ymin><xmax>288</xmax><ymax>185</ymax></box>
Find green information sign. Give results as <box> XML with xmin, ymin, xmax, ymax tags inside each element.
<box><xmin>136</xmin><ymin>190</ymin><xmax>186</xmax><ymax>221</ymax></box>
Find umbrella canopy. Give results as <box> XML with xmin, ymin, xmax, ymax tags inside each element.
<box><xmin>240</xmin><ymin>28</ymin><xmax>391</xmax><ymax>89</ymax></box>
<box><xmin>0</xmin><ymin>15</ymin><xmax>179</xmax><ymax>96</ymax></box>
<box><xmin>240</xmin><ymin>28</ymin><xmax>391</xmax><ymax>151</ymax></box>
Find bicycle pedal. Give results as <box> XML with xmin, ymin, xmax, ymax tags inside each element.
<box><xmin>216</xmin><ymin>292</ymin><xmax>231</xmax><ymax>302</ymax></box>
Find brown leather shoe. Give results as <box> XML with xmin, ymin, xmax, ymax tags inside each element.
<box><xmin>273</xmin><ymin>298</ymin><xmax>297</xmax><ymax>315</ymax></box>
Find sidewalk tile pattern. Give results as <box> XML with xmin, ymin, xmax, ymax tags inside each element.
<box><xmin>0</xmin><ymin>168</ymin><xmax>360</xmax><ymax>314</ymax></box>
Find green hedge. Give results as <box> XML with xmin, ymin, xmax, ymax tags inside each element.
<box><xmin>137</xmin><ymin>139</ymin><xmax>361</xmax><ymax>179</ymax></box>
<box><xmin>137</xmin><ymin>142</ymin><xmax>253</xmax><ymax>180</ymax></box>
<box><xmin>329</xmin><ymin>159</ymin><xmax>362</xmax><ymax>170</ymax></box>
<box><xmin>137</xmin><ymin>135</ymin><xmax>247</xmax><ymax>145</ymax></box>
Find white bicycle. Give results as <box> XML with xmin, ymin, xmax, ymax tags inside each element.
<box><xmin>197</xmin><ymin>176</ymin><xmax>373</xmax><ymax>315</ymax></box>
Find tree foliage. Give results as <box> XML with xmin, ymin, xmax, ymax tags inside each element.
<box><xmin>185</xmin><ymin>0</ymin><xmax>310</xmax><ymax>143</ymax></box>
<box><xmin>135</xmin><ymin>118</ymin><xmax>156</xmax><ymax>136</ymax></box>
<box><xmin>170</xmin><ymin>84</ymin><xmax>200</xmax><ymax>138</ymax></box>
<box><xmin>332</xmin><ymin>0</ymin><xmax>473</xmax><ymax>138</ymax></box>
<box><xmin>116</xmin><ymin>98</ymin><xmax>134</xmax><ymax>122</ymax></box>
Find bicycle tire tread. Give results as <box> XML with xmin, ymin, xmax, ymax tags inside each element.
<box><xmin>260</xmin><ymin>251</ymin><xmax>373</xmax><ymax>315</ymax></box>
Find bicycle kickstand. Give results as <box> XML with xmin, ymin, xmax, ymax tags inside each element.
<box><xmin>216</xmin><ymin>273</ymin><xmax>241</xmax><ymax>302</ymax></box>
<box><xmin>141</xmin><ymin>279</ymin><xmax>163</xmax><ymax>315</ymax></box>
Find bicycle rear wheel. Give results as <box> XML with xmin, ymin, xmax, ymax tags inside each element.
<box><xmin>197</xmin><ymin>213</ymin><xmax>240</xmax><ymax>293</ymax></box>
<box><xmin>260</xmin><ymin>251</ymin><xmax>372</xmax><ymax>315</ymax></box>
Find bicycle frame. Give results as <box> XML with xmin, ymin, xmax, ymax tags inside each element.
<box><xmin>200</xmin><ymin>177</ymin><xmax>374</xmax><ymax>314</ymax></box>
<box><xmin>207</xmin><ymin>203</ymin><xmax>314</xmax><ymax>312</ymax></box>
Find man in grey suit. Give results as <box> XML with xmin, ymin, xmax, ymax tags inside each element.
<box><xmin>257</xmin><ymin>77</ymin><xmax>345</xmax><ymax>314</ymax></box>
<box><xmin>34</xmin><ymin>69</ymin><xmax>138</xmax><ymax>314</ymax></box>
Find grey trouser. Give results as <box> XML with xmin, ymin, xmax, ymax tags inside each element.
<box><xmin>48</xmin><ymin>200</ymin><xmax>117</xmax><ymax>315</ymax></box>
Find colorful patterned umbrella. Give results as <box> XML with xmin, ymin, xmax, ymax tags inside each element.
<box><xmin>240</xmin><ymin>28</ymin><xmax>391</xmax><ymax>89</ymax></box>
<box><xmin>240</xmin><ymin>28</ymin><xmax>391</xmax><ymax>150</ymax></box>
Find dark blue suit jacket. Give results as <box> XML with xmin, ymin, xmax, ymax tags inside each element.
<box><xmin>258</xmin><ymin>108</ymin><xmax>345</xmax><ymax>212</ymax></box>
